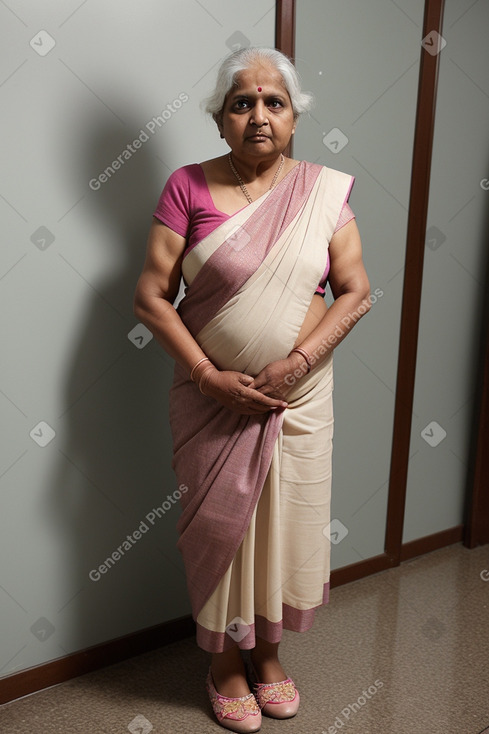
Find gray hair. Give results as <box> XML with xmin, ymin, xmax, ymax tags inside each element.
<box><xmin>202</xmin><ymin>47</ymin><xmax>313</xmax><ymax>123</ymax></box>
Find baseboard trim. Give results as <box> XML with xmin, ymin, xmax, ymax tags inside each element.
<box><xmin>330</xmin><ymin>551</ymin><xmax>396</xmax><ymax>587</ymax></box>
<box><xmin>0</xmin><ymin>614</ymin><xmax>195</xmax><ymax>706</ymax></box>
<box><xmin>329</xmin><ymin>524</ymin><xmax>464</xmax><ymax>589</ymax></box>
<box><xmin>0</xmin><ymin>524</ymin><xmax>463</xmax><ymax>706</ymax></box>
<box><xmin>400</xmin><ymin>524</ymin><xmax>464</xmax><ymax>561</ymax></box>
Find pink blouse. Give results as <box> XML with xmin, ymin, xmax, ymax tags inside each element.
<box><xmin>153</xmin><ymin>164</ymin><xmax>355</xmax><ymax>295</ymax></box>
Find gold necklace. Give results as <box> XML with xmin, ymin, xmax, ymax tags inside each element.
<box><xmin>228</xmin><ymin>153</ymin><xmax>285</xmax><ymax>204</ymax></box>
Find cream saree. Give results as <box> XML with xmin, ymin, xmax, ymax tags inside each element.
<box><xmin>169</xmin><ymin>161</ymin><xmax>354</xmax><ymax>652</ymax></box>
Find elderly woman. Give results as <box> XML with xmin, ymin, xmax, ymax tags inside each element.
<box><xmin>134</xmin><ymin>47</ymin><xmax>370</xmax><ymax>732</ymax></box>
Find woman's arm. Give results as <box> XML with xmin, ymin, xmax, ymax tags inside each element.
<box><xmin>134</xmin><ymin>219</ymin><xmax>207</xmax><ymax>371</ymax></box>
<box><xmin>297</xmin><ymin>218</ymin><xmax>371</xmax><ymax>358</ymax></box>
<box><xmin>249</xmin><ymin>219</ymin><xmax>370</xmax><ymax>397</ymax></box>
<box><xmin>134</xmin><ymin>219</ymin><xmax>287</xmax><ymax>414</ymax></box>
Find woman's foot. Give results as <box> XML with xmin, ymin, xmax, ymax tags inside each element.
<box><xmin>249</xmin><ymin>639</ymin><xmax>287</xmax><ymax>683</ymax></box>
<box><xmin>249</xmin><ymin>653</ymin><xmax>287</xmax><ymax>685</ymax></box>
<box><xmin>249</xmin><ymin>640</ymin><xmax>300</xmax><ymax>719</ymax></box>
<box><xmin>211</xmin><ymin>646</ymin><xmax>250</xmax><ymax>698</ymax></box>
<box><xmin>208</xmin><ymin>647</ymin><xmax>261</xmax><ymax>732</ymax></box>
<box><xmin>206</xmin><ymin>670</ymin><xmax>261</xmax><ymax>733</ymax></box>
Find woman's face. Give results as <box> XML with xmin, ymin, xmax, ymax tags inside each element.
<box><xmin>219</xmin><ymin>62</ymin><xmax>296</xmax><ymax>162</ymax></box>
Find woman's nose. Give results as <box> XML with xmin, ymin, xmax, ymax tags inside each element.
<box><xmin>250</xmin><ymin>101</ymin><xmax>268</xmax><ymax>126</ymax></box>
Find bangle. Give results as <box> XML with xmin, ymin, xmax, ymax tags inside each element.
<box><xmin>190</xmin><ymin>357</ymin><xmax>210</xmax><ymax>382</ymax></box>
<box><xmin>198</xmin><ymin>369</ymin><xmax>212</xmax><ymax>395</ymax></box>
<box><xmin>290</xmin><ymin>347</ymin><xmax>312</xmax><ymax>373</ymax></box>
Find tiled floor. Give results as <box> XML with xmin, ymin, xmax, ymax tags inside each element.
<box><xmin>1</xmin><ymin>543</ymin><xmax>488</xmax><ymax>733</ymax></box>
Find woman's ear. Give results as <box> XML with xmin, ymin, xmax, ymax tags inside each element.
<box><xmin>214</xmin><ymin>112</ymin><xmax>224</xmax><ymax>139</ymax></box>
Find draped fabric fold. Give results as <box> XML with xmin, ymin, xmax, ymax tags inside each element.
<box><xmin>169</xmin><ymin>161</ymin><xmax>354</xmax><ymax>628</ymax></box>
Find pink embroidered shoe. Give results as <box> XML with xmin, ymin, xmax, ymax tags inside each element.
<box><xmin>206</xmin><ymin>670</ymin><xmax>262</xmax><ymax>732</ymax></box>
<box><xmin>248</xmin><ymin>663</ymin><xmax>300</xmax><ymax>719</ymax></box>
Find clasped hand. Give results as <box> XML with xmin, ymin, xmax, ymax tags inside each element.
<box><xmin>198</xmin><ymin>357</ymin><xmax>301</xmax><ymax>415</ymax></box>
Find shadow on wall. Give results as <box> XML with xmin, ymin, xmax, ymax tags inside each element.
<box><xmin>48</xmin><ymin>103</ymin><xmax>189</xmax><ymax>657</ymax></box>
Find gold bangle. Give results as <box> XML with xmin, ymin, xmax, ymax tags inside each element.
<box><xmin>190</xmin><ymin>357</ymin><xmax>210</xmax><ymax>382</ymax></box>
<box><xmin>290</xmin><ymin>347</ymin><xmax>312</xmax><ymax>373</ymax></box>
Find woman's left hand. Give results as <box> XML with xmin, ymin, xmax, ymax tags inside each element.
<box><xmin>248</xmin><ymin>354</ymin><xmax>306</xmax><ymax>400</ymax></box>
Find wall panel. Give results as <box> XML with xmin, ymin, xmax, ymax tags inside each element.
<box><xmin>0</xmin><ymin>0</ymin><xmax>274</xmax><ymax>677</ymax></box>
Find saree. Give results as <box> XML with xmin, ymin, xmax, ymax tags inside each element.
<box><xmin>169</xmin><ymin>161</ymin><xmax>354</xmax><ymax>652</ymax></box>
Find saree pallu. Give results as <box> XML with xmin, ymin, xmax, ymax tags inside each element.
<box><xmin>169</xmin><ymin>161</ymin><xmax>354</xmax><ymax>652</ymax></box>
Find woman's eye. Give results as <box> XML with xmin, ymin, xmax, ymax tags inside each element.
<box><xmin>269</xmin><ymin>100</ymin><xmax>283</xmax><ymax>108</ymax></box>
<box><xmin>235</xmin><ymin>100</ymin><xmax>249</xmax><ymax>110</ymax></box>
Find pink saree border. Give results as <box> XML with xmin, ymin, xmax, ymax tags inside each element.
<box><xmin>195</xmin><ymin>583</ymin><xmax>330</xmax><ymax>653</ymax></box>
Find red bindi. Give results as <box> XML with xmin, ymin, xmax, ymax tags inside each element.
<box><xmin>257</xmin><ymin>87</ymin><xmax>262</xmax><ymax>92</ymax></box>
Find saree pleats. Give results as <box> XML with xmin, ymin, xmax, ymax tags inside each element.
<box><xmin>195</xmin><ymin>354</ymin><xmax>334</xmax><ymax>652</ymax></box>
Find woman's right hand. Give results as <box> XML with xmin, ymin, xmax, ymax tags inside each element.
<box><xmin>198</xmin><ymin>367</ymin><xmax>288</xmax><ymax>415</ymax></box>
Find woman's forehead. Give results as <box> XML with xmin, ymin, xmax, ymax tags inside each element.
<box><xmin>234</xmin><ymin>63</ymin><xmax>287</xmax><ymax>92</ymax></box>
<box><xmin>236</xmin><ymin>64</ymin><xmax>285</xmax><ymax>87</ymax></box>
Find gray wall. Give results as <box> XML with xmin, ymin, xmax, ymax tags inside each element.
<box><xmin>295</xmin><ymin>0</ymin><xmax>489</xmax><ymax>565</ymax></box>
<box><xmin>0</xmin><ymin>1</ymin><xmax>273</xmax><ymax>677</ymax></box>
<box><xmin>403</xmin><ymin>0</ymin><xmax>489</xmax><ymax>541</ymax></box>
